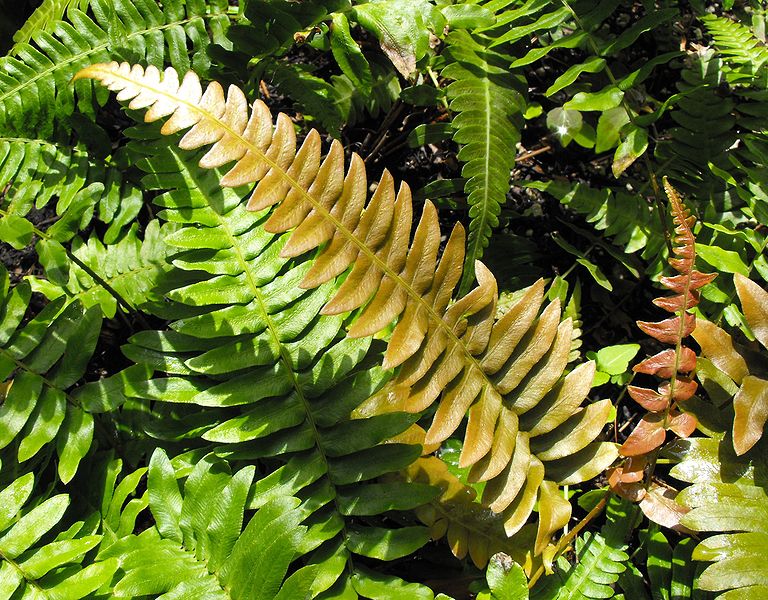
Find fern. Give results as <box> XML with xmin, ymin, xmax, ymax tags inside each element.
<box><xmin>0</xmin><ymin>264</ymin><xmax>102</xmax><ymax>484</ymax></box>
<box><xmin>0</xmin><ymin>137</ymin><xmax>142</xmax><ymax>242</ymax></box>
<box><xmin>0</xmin><ymin>472</ymin><xmax>118</xmax><ymax>598</ymax></box>
<box><xmin>98</xmin><ymin>125</ymin><xmax>436</xmax><ymax>593</ymax></box>
<box><xmin>441</xmin><ymin>29</ymin><xmax>526</xmax><ymax>294</ymax></box>
<box><xmin>76</xmin><ymin>62</ymin><xmax>617</xmax><ymax>554</ymax></box>
<box><xmin>28</xmin><ymin>220</ymin><xmax>172</xmax><ymax>318</ymax></box>
<box><xmin>9</xmin><ymin>0</ymin><xmax>90</xmax><ymax>55</ymax></box>
<box><xmin>97</xmin><ymin>448</ymin><xmax>324</xmax><ymax>598</ymax></box>
<box><xmin>0</xmin><ymin>0</ymin><xmax>230</xmax><ymax>138</ymax></box>
<box><xmin>701</xmin><ymin>14</ymin><xmax>768</xmax><ymax>82</ymax></box>
<box><xmin>531</xmin><ymin>495</ymin><xmax>635</xmax><ymax>600</ymax></box>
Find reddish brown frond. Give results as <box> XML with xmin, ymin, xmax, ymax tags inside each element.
<box><xmin>618</xmin><ymin>179</ymin><xmax>709</xmax><ymax>471</ymax></box>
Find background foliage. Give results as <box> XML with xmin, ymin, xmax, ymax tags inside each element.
<box><xmin>1</xmin><ymin>0</ymin><xmax>767</xmax><ymax>598</ymax></box>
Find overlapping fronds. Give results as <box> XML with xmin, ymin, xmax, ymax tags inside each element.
<box><xmin>523</xmin><ymin>179</ymin><xmax>665</xmax><ymax>269</ymax></box>
<box><xmin>701</xmin><ymin>14</ymin><xmax>768</xmax><ymax>80</ymax></box>
<box><xmin>0</xmin><ymin>137</ymin><xmax>141</xmax><ymax>243</ymax></box>
<box><xmin>610</xmin><ymin>180</ymin><xmax>713</xmax><ymax>507</ymax></box>
<box><xmin>678</xmin><ymin>480</ymin><xmax>768</xmax><ymax>599</ymax></box>
<box><xmin>441</xmin><ymin>30</ymin><xmax>526</xmax><ymax>294</ymax></box>
<box><xmin>113</xmin><ymin>129</ymin><xmax>438</xmax><ymax>594</ymax></box>
<box><xmin>97</xmin><ymin>449</ymin><xmax>320</xmax><ymax>598</ymax></box>
<box><xmin>9</xmin><ymin>0</ymin><xmax>90</xmax><ymax>55</ymax></box>
<box><xmin>29</xmin><ymin>220</ymin><xmax>172</xmax><ymax>318</ymax></box>
<box><xmin>0</xmin><ymin>265</ymin><xmax>101</xmax><ymax>483</ymax></box>
<box><xmin>0</xmin><ymin>0</ymin><xmax>230</xmax><ymax>138</ymax></box>
<box><xmin>693</xmin><ymin>273</ymin><xmax>768</xmax><ymax>456</ymax></box>
<box><xmin>654</xmin><ymin>50</ymin><xmax>737</xmax><ymax>194</ymax></box>
<box><xmin>76</xmin><ymin>61</ymin><xmax>617</xmax><ymax>544</ymax></box>
<box><xmin>0</xmin><ymin>473</ymin><xmax>118</xmax><ymax>598</ymax></box>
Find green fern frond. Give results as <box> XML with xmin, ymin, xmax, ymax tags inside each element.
<box><xmin>0</xmin><ymin>267</ymin><xmax>102</xmax><ymax>483</ymax></box>
<box><xmin>0</xmin><ymin>137</ymin><xmax>142</xmax><ymax>242</ymax></box>
<box><xmin>113</xmin><ymin>129</ymin><xmax>437</xmax><ymax>594</ymax></box>
<box><xmin>96</xmin><ymin>448</ymin><xmax>320</xmax><ymax>598</ymax></box>
<box><xmin>0</xmin><ymin>472</ymin><xmax>118</xmax><ymax>598</ymax></box>
<box><xmin>9</xmin><ymin>0</ymin><xmax>90</xmax><ymax>55</ymax></box>
<box><xmin>678</xmin><ymin>481</ymin><xmax>768</xmax><ymax>599</ymax></box>
<box><xmin>441</xmin><ymin>29</ymin><xmax>526</xmax><ymax>294</ymax></box>
<box><xmin>654</xmin><ymin>49</ymin><xmax>736</xmax><ymax>194</ymax></box>
<box><xmin>532</xmin><ymin>495</ymin><xmax>635</xmax><ymax>600</ymax></box>
<box><xmin>0</xmin><ymin>0</ymin><xmax>230</xmax><ymax>138</ymax></box>
<box><xmin>701</xmin><ymin>14</ymin><xmax>768</xmax><ymax>79</ymax></box>
<box><xmin>28</xmin><ymin>220</ymin><xmax>172</xmax><ymax>318</ymax></box>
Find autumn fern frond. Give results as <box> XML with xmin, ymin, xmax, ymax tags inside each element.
<box><xmin>610</xmin><ymin>179</ymin><xmax>715</xmax><ymax>509</ymax></box>
<box><xmin>76</xmin><ymin>62</ymin><xmax>617</xmax><ymax>546</ymax></box>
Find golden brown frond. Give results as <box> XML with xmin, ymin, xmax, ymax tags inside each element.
<box><xmin>76</xmin><ymin>61</ymin><xmax>617</xmax><ymax>543</ymax></box>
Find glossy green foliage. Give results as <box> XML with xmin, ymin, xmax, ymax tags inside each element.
<box><xmin>9</xmin><ymin>0</ymin><xmax>90</xmax><ymax>53</ymax></box>
<box><xmin>0</xmin><ymin>0</ymin><xmax>229</xmax><ymax>138</ymax></box>
<box><xmin>532</xmin><ymin>496</ymin><xmax>635</xmax><ymax>600</ymax></box>
<box><xmin>0</xmin><ymin>265</ymin><xmax>102</xmax><ymax>483</ymax></box>
<box><xmin>99</xmin><ymin>449</ymin><xmax>319</xmax><ymax>598</ymax></box>
<box><xmin>0</xmin><ymin>138</ymin><xmax>141</xmax><ymax>243</ymax></box>
<box><xmin>0</xmin><ymin>473</ymin><xmax>118</xmax><ymax>598</ymax></box>
<box><xmin>115</xmin><ymin>127</ymin><xmax>438</xmax><ymax>595</ymax></box>
<box><xmin>441</xmin><ymin>29</ymin><xmax>526</xmax><ymax>293</ymax></box>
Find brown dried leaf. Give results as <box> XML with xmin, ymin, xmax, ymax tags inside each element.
<box><xmin>667</xmin><ymin>410</ymin><xmax>697</xmax><ymax>438</ymax></box>
<box><xmin>733</xmin><ymin>375</ymin><xmax>768</xmax><ymax>456</ymax></box>
<box><xmin>627</xmin><ymin>385</ymin><xmax>669</xmax><ymax>412</ymax></box>
<box><xmin>692</xmin><ymin>319</ymin><xmax>749</xmax><ymax>384</ymax></box>
<box><xmin>735</xmin><ymin>273</ymin><xmax>768</xmax><ymax>351</ymax></box>
<box><xmin>639</xmin><ymin>484</ymin><xmax>690</xmax><ymax>532</ymax></box>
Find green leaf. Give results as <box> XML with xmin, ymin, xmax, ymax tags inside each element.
<box><xmin>148</xmin><ymin>448</ymin><xmax>183</xmax><ymax>544</ymax></box>
<box><xmin>547</xmin><ymin>108</ymin><xmax>582</xmax><ymax>146</ymax></box>
<box><xmin>612</xmin><ymin>126</ymin><xmax>648</xmax><ymax>178</ymax></box>
<box><xmin>647</xmin><ymin>528</ymin><xmax>672</xmax><ymax>600</ymax></box>
<box><xmin>565</xmin><ymin>86</ymin><xmax>624</xmax><ymax>112</ymax></box>
<box><xmin>0</xmin><ymin>473</ymin><xmax>35</xmax><ymax>531</ymax></box>
<box><xmin>546</xmin><ymin>56</ymin><xmax>606</xmax><ymax>97</ymax></box>
<box><xmin>346</xmin><ymin>525</ymin><xmax>430</xmax><ymax>560</ymax></box>
<box><xmin>697</xmin><ymin>244</ymin><xmax>750</xmax><ymax>276</ymax></box>
<box><xmin>337</xmin><ymin>482</ymin><xmax>439</xmax><ymax>515</ymax></box>
<box><xmin>408</xmin><ymin>123</ymin><xmax>453</xmax><ymax>147</ymax></box>
<box><xmin>352</xmin><ymin>565</ymin><xmax>435</xmax><ymax>600</ymax></box>
<box><xmin>18</xmin><ymin>536</ymin><xmax>101</xmax><ymax>579</ymax></box>
<box><xmin>353</xmin><ymin>0</ymin><xmax>444</xmax><ymax>78</ymax></box>
<box><xmin>0</xmin><ymin>214</ymin><xmax>35</xmax><ymax>249</ymax></box>
<box><xmin>331</xmin><ymin>13</ymin><xmax>372</xmax><ymax>96</ymax></box>
<box><xmin>0</xmin><ymin>494</ymin><xmax>69</xmax><ymax>559</ymax></box>
<box><xmin>596</xmin><ymin>107</ymin><xmax>631</xmax><ymax>152</ymax></box>
<box><xmin>43</xmin><ymin>558</ymin><xmax>120</xmax><ymax>600</ymax></box>
<box><xmin>0</xmin><ymin>371</ymin><xmax>43</xmax><ymax>450</ymax></box>
<box><xmin>594</xmin><ymin>344</ymin><xmax>641</xmax><ymax>376</ymax></box>
<box><xmin>36</xmin><ymin>238</ymin><xmax>70</xmax><ymax>286</ymax></box>
<box><xmin>440</xmin><ymin>4</ymin><xmax>495</xmax><ymax>29</ymax></box>
<box><xmin>486</xmin><ymin>553</ymin><xmax>528</xmax><ymax>599</ymax></box>
<box><xmin>56</xmin><ymin>406</ymin><xmax>93</xmax><ymax>484</ymax></box>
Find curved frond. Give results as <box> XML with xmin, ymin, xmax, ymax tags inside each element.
<box><xmin>701</xmin><ymin>14</ymin><xmax>768</xmax><ymax>78</ymax></box>
<box><xmin>77</xmin><ymin>61</ymin><xmax>617</xmax><ymax>543</ymax></box>
<box><xmin>0</xmin><ymin>0</ymin><xmax>230</xmax><ymax>138</ymax></box>
<box><xmin>0</xmin><ymin>472</ymin><xmax>118</xmax><ymax>598</ymax></box>
<box><xmin>0</xmin><ymin>266</ymin><xmax>102</xmax><ymax>483</ymax></box>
